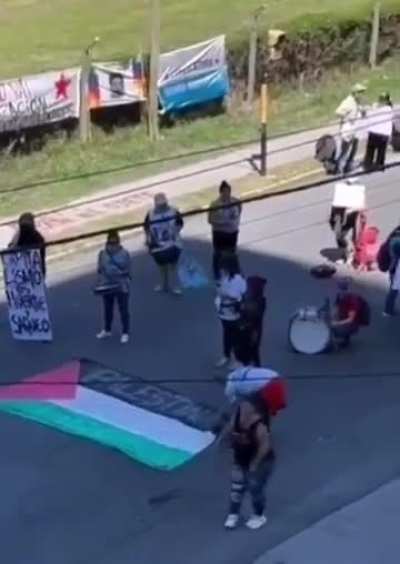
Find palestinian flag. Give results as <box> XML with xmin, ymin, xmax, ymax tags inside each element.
<box><xmin>0</xmin><ymin>359</ymin><xmax>216</xmax><ymax>471</ymax></box>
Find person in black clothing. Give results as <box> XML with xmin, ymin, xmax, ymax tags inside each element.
<box><xmin>329</xmin><ymin>205</ymin><xmax>360</xmax><ymax>264</ymax></box>
<box><xmin>222</xmin><ymin>398</ymin><xmax>275</xmax><ymax>530</ymax></box>
<box><xmin>237</xmin><ymin>276</ymin><xmax>267</xmax><ymax>367</ymax></box>
<box><xmin>9</xmin><ymin>212</ymin><xmax>46</xmax><ymax>276</ymax></box>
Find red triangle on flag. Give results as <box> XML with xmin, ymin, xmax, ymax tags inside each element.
<box><xmin>0</xmin><ymin>361</ymin><xmax>80</xmax><ymax>401</ymax></box>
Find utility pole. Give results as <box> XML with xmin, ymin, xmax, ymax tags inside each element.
<box><xmin>148</xmin><ymin>0</ymin><xmax>161</xmax><ymax>141</ymax></box>
<box><xmin>259</xmin><ymin>81</ymin><xmax>268</xmax><ymax>176</ymax></box>
<box><xmin>247</xmin><ymin>7</ymin><xmax>265</xmax><ymax>108</ymax></box>
<box><xmin>79</xmin><ymin>37</ymin><xmax>99</xmax><ymax>143</ymax></box>
<box><xmin>369</xmin><ymin>2</ymin><xmax>381</xmax><ymax>69</ymax></box>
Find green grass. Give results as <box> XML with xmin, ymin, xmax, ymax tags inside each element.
<box><xmin>0</xmin><ymin>56</ymin><xmax>399</xmax><ymax>220</ymax></box>
<box><xmin>0</xmin><ymin>0</ymin><xmax>398</xmax><ymax>78</ymax></box>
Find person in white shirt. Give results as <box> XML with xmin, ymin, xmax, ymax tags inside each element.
<box><xmin>144</xmin><ymin>193</ymin><xmax>184</xmax><ymax>295</ymax></box>
<box><xmin>364</xmin><ymin>93</ymin><xmax>393</xmax><ymax>171</ymax></box>
<box><xmin>215</xmin><ymin>254</ymin><xmax>247</xmax><ymax>368</ymax></box>
<box><xmin>335</xmin><ymin>83</ymin><xmax>367</xmax><ymax>174</ymax></box>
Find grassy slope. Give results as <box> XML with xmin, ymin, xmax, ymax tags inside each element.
<box><xmin>0</xmin><ymin>0</ymin><xmax>398</xmax><ymax>78</ymax></box>
<box><xmin>0</xmin><ymin>56</ymin><xmax>399</xmax><ymax>219</ymax></box>
<box><xmin>0</xmin><ymin>0</ymin><xmax>399</xmax><ymax>219</ymax></box>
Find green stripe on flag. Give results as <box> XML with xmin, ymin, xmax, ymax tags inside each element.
<box><xmin>0</xmin><ymin>402</ymin><xmax>192</xmax><ymax>470</ymax></box>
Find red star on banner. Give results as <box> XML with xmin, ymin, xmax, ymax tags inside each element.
<box><xmin>55</xmin><ymin>73</ymin><xmax>72</xmax><ymax>100</ymax></box>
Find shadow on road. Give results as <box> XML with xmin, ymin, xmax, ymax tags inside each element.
<box><xmin>0</xmin><ymin>236</ymin><xmax>399</xmax><ymax>564</ymax></box>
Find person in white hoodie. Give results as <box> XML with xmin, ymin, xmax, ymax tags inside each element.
<box><xmin>364</xmin><ymin>92</ymin><xmax>393</xmax><ymax>171</ymax></box>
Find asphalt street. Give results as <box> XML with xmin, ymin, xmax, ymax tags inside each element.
<box><xmin>1</xmin><ymin>166</ymin><xmax>400</xmax><ymax>564</ymax></box>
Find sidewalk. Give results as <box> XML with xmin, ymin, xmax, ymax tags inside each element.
<box><xmin>255</xmin><ymin>479</ymin><xmax>400</xmax><ymax>564</ymax></box>
<box><xmin>0</xmin><ymin>123</ymin><xmax>338</xmax><ymax>243</ymax></box>
<box><xmin>0</xmin><ymin>111</ymin><xmax>386</xmax><ymax>244</ymax></box>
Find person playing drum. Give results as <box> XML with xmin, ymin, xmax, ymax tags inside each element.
<box><xmin>330</xmin><ymin>277</ymin><xmax>369</xmax><ymax>349</ymax></box>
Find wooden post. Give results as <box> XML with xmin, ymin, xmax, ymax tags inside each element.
<box><xmin>148</xmin><ymin>0</ymin><xmax>160</xmax><ymax>141</ymax></box>
<box><xmin>247</xmin><ymin>19</ymin><xmax>258</xmax><ymax>107</ymax></box>
<box><xmin>369</xmin><ymin>2</ymin><xmax>381</xmax><ymax>69</ymax></box>
<box><xmin>260</xmin><ymin>82</ymin><xmax>268</xmax><ymax>176</ymax></box>
<box><xmin>79</xmin><ymin>50</ymin><xmax>91</xmax><ymax>143</ymax></box>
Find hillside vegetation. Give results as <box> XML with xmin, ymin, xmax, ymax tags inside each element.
<box><xmin>1</xmin><ymin>0</ymin><xmax>399</xmax><ymax>78</ymax></box>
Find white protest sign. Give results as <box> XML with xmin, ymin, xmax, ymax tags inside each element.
<box><xmin>2</xmin><ymin>249</ymin><xmax>52</xmax><ymax>341</ymax></box>
<box><xmin>332</xmin><ymin>181</ymin><xmax>366</xmax><ymax>211</ymax></box>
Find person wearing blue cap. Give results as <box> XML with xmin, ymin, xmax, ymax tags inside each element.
<box><xmin>383</xmin><ymin>240</ymin><xmax>400</xmax><ymax>317</ymax></box>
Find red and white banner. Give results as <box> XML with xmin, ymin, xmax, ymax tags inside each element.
<box><xmin>0</xmin><ymin>68</ymin><xmax>80</xmax><ymax>133</ymax></box>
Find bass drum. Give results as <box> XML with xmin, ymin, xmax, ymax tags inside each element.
<box><xmin>288</xmin><ymin>307</ymin><xmax>331</xmax><ymax>355</ymax></box>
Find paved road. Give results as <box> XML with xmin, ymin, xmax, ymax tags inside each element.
<box><xmin>256</xmin><ymin>479</ymin><xmax>400</xmax><ymax>564</ymax></box>
<box><xmin>0</xmin><ymin>166</ymin><xmax>400</xmax><ymax>564</ymax></box>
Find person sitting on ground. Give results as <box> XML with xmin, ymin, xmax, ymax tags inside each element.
<box><xmin>222</xmin><ymin>398</ymin><xmax>275</xmax><ymax>531</ymax></box>
<box><xmin>144</xmin><ymin>193</ymin><xmax>184</xmax><ymax>295</ymax></box>
<box><xmin>208</xmin><ymin>181</ymin><xmax>242</xmax><ymax>281</ymax></box>
<box><xmin>330</xmin><ymin>277</ymin><xmax>369</xmax><ymax>348</ymax></box>
<box><xmin>9</xmin><ymin>212</ymin><xmax>46</xmax><ymax>277</ymax></box>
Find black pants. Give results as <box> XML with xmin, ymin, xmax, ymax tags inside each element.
<box><xmin>221</xmin><ymin>319</ymin><xmax>240</xmax><ymax>359</ymax></box>
<box><xmin>236</xmin><ymin>325</ymin><xmax>263</xmax><ymax>367</ymax></box>
<box><xmin>229</xmin><ymin>457</ymin><xmax>275</xmax><ymax>516</ymax></box>
<box><xmin>336</xmin><ymin>137</ymin><xmax>359</xmax><ymax>174</ymax></box>
<box><xmin>212</xmin><ymin>231</ymin><xmax>238</xmax><ymax>279</ymax></box>
<box><xmin>364</xmin><ymin>132</ymin><xmax>389</xmax><ymax>171</ymax></box>
<box><xmin>329</xmin><ymin>208</ymin><xmax>359</xmax><ymax>260</ymax></box>
<box><xmin>103</xmin><ymin>292</ymin><xmax>130</xmax><ymax>334</ymax></box>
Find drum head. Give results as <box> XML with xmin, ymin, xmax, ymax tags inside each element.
<box><xmin>289</xmin><ymin>316</ymin><xmax>331</xmax><ymax>355</ymax></box>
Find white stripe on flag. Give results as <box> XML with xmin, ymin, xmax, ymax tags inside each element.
<box><xmin>51</xmin><ymin>386</ymin><xmax>214</xmax><ymax>454</ymax></box>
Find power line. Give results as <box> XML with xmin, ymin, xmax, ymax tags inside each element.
<box><xmin>40</xmin><ymin>159</ymin><xmax>400</xmax><ymax>249</ymax></box>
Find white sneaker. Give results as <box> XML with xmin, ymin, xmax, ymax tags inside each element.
<box><xmin>246</xmin><ymin>514</ymin><xmax>267</xmax><ymax>530</ymax></box>
<box><xmin>224</xmin><ymin>514</ymin><xmax>239</xmax><ymax>529</ymax></box>
<box><xmin>215</xmin><ymin>357</ymin><xmax>229</xmax><ymax>368</ymax></box>
<box><xmin>154</xmin><ymin>285</ymin><xmax>164</xmax><ymax>293</ymax></box>
<box><xmin>120</xmin><ymin>334</ymin><xmax>129</xmax><ymax>344</ymax></box>
<box><xmin>96</xmin><ymin>330</ymin><xmax>111</xmax><ymax>340</ymax></box>
<box><xmin>171</xmin><ymin>287</ymin><xmax>183</xmax><ymax>296</ymax></box>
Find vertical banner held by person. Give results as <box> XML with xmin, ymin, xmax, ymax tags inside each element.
<box><xmin>2</xmin><ymin>249</ymin><xmax>53</xmax><ymax>342</ymax></box>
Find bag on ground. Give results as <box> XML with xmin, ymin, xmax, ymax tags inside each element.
<box><xmin>178</xmin><ymin>254</ymin><xmax>209</xmax><ymax>289</ymax></box>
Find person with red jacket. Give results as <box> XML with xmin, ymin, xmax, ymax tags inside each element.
<box><xmin>330</xmin><ymin>277</ymin><xmax>367</xmax><ymax>348</ymax></box>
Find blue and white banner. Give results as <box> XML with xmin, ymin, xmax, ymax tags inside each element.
<box><xmin>158</xmin><ymin>36</ymin><xmax>230</xmax><ymax>113</ymax></box>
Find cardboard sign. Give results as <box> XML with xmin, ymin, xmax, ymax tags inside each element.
<box><xmin>2</xmin><ymin>249</ymin><xmax>52</xmax><ymax>341</ymax></box>
<box><xmin>332</xmin><ymin>181</ymin><xmax>366</xmax><ymax>210</ymax></box>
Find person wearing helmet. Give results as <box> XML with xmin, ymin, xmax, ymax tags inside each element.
<box><xmin>335</xmin><ymin>84</ymin><xmax>367</xmax><ymax>175</ymax></box>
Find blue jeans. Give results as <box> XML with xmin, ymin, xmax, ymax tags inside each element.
<box><xmin>229</xmin><ymin>456</ymin><xmax>275</xmax><ymax>516</ymax></box>
<box><xmin>385</xmin><ymin>289</ymin><xmax>398</xmax><ymax>315</ymax></box>
<box><xmin>103</xmin><ymin>292</ymin><xmax>130</xmax><ymax>334</ymax></box>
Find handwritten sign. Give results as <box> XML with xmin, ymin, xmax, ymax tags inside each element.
<box><xmin>2</xmin><ymin>249</ymin><xmax>52</xmax><ymax>341</ymax></box>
